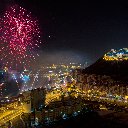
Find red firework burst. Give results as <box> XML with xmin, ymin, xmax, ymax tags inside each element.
<box><xmin>0</xmin><ymin>5</ymin><xmax>41</xmax><ymax>70</ymax></box>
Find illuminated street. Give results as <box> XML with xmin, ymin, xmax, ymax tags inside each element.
<box><xmin>0</xmin><ymin>105</ymin><xmax>24</xmax><ymax>127</ymax></box>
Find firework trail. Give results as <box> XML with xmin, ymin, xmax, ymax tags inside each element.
<box><xmin>20</xmin><ymin>70</ymin><xmax>39</xmax><ymax>92</ymax></box>
<box><xmin>0</xmin><ymin>4</ymin><xmax>41</xmax><ymax>70</ymax></box>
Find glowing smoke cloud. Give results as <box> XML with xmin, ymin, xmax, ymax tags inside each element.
<box><xmin>0</xmin><ymin>4</ymin><xmax>41</xmax><ymax>70</ymax></box>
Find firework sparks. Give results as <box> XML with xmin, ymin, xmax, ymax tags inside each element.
<box><xmin>0</xmin><ymin>5</ymin><xmax>41</xmax><ymax>70</ymax></box>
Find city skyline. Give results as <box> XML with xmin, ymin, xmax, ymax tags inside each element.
<box><xmin>1</xmin><ymin>1</ymin><xmax>128</xmax><ymax>127</ymax></box>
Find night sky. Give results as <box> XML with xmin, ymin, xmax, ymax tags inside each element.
<box><xmin>1</xmin><ymin>0</ymin><xmax>128</xmax><ymax>65</ymax></box>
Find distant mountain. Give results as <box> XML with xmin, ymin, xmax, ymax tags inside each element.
<box><xmin>83</xmin><ymin>48</ymin><xmax>128</xmax><ymax>82</ymax></box>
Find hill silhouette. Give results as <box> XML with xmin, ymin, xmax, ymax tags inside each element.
<box><xmin>84</xmin><ymin>57</ymin><xmax>128</xmax><ymax>82</ymax></box>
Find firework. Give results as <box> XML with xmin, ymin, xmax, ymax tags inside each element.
<box><xmin>0</xmin><ymin>5</ymin><xmax>41</xmax><ymax>70</ymax></box>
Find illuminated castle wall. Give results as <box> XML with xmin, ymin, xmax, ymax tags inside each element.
<box><xmin>103</xmin><ymin>48</ymin><xmax>128</xmax><ymax>61</ymax></box>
